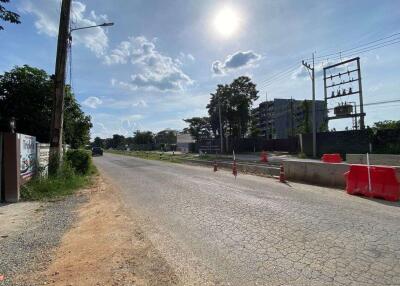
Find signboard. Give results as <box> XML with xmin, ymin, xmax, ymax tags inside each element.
<box><xmin>19</xmin><ymin>134</ymin><xmax>36</xmax><ymax>179</ymax></box>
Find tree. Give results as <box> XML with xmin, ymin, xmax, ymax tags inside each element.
<box><xmin>373</xmin><ymin>120</ymin><xmax>400</xmax><ymax>130</ymax></box>
<box><xmin>207</xmin><ymin>76</ymin><xmax>259</xmax><ymax>139</ymax></box>
<box><xmin>0</xmin><ymin>65</ymin><xmax>92</xmax><ymax>147</ymax></box>
<box><xmin>183</xmin><ymin>117</ymin><xmax>211</xmax><ymax>141</ymax></box>
<box><xmin>111</xmin><ymin>134</ymin><xmax>126</xmax><ymax>149</ymax></box>
<box><xmin>133</xmin><ymin>130</ymin><xmax>154</xmax><ymax>144</ymax></box>
<box><xmin>0</xmin><ymin>0</ymin><xmax>21</xmax><ymax>30</ymax></box>
<box><xmin>297</xmin><ymin>100</ymin><xmax>311</xmax><ymax>134</ymax></box>
<box><xmin>155</xmin><ymin>129</ymin><xmax>176</xmax><ymax>144</ymax></box>
<box><xmin>93</xmin><ymin>137</ymin><xmax>103</xmax><ymax>148</ymax></box>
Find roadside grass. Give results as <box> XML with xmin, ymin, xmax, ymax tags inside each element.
<box><xmin>105</xmin><ymin>149</ymin><xmax>229</xmax><ymax>163</ymax></box>
<box><xmin>21</xmin><ymin>151</ymin><xmax>97</xmax><ymax>201</ymax></box>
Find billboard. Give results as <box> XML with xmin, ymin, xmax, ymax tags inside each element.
<box><xmin>19</xmin><ymin>134</ymin><xmax>36</xmax><ymax>179</ymax></box>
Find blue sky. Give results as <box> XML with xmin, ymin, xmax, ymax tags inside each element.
<box><xmin>1</xmin><ymin>0</ymin><xmax>399</xmax><ymax>138</ymax></box>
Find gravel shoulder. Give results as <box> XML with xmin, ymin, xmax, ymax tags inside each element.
<box><xmin>3</xmin><ymin>174</ymin><xmax>179</xmax><ymax>286</ymax></box>
<box><xmin>0</xmin><ymin>192</ymin><xmax>87</xmax><ymax>286</ymax></box>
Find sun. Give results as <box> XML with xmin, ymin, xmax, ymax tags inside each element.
<box><xmin>214</xmin><ymin>7</ymin><xmax>241</xmax><ymax>37</ymax></box>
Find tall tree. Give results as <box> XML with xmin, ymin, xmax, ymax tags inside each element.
<box><xmin>207</xmin><ymin>76</ymin><xmax>259</xmax><ymax>139</ymax></box>
<box><xmin>0</xmin><ymin>0</ymin><xmax>21</xmax><ymax>30</ymax></box>
<box><xmin>183</xmin><ymin>117</ymin><xmax>211</xmax><ymax>141</ymax></box>
<box><xmin>0</xmin><ymin>65</ymin><xmax>92</xmax><ymax>147</ymax></box>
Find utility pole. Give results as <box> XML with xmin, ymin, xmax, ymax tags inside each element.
<box><xmin>302</xmin><ymin>53</ymin><xmax>317</xmax><ymax>158</ymax></box>
<box><xmin>49</xmin><ymin>0</ymin><xmax>71</xmax><ymax>174</ymax></box>
<box><xmin>265</xmin><ymin>91</ymin><xmax>268</xmax><ymax>138</ymax></box>
<box><xmin>218</xmin><ymin>96</ymin><xmax>223</xmax><ymax>154</ymax></box>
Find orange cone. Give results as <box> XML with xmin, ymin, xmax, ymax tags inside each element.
<box><xmin>279</xmin><ymin>164</ymin><xmax>285</xmax><ymax>183</ymax></box>
<box><xmin>232</xmin><ymin>160</ymin><xmax>238</xmax><ymax>178</ymax></box>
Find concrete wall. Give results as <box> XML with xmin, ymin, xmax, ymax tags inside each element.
<box><xmin>347</xmin><ymin>154</ymin><xmax>400</xmax><ymax>166</ymax></box>
<box><xmin>282</xmin><ymin>160</ymin><xmax>350</xmax><ymax>188</ymax></box>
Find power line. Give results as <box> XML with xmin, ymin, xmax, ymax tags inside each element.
<box><xmin>305</xmin><ymin>32</ymin><xmax>400</xmax><ymax>61</ymax></box>
<box><xmin>258</xmin><ymin>32</ymin><xmax>400</xmax><ymax>88</ymax></box>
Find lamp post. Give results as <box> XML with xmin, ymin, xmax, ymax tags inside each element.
<box><xmin>48</xmin><ymin>1</ymin><xmax>114</xmax><ymax>174</ymax></box>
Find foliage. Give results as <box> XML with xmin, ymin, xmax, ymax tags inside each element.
<box><xmin>20</xmin><ymin>161</ymin><xmax>92</xmax><ymax>201</ymax></box>
<box><xmin>93</xmin><ymin>136</ymin><xmax>103</xmax><ymax>148</ymax></box>
<box><xmin>372</xmin><ymin>120</ymin><xmax>400</xmax><ymax>130</ymax></box>
<box><xmin>63</xmin><ymin>87</ymin><xmax>93</xmax><ymax>148</ymax></box>
<box><xmin>0</xmin><ymin>0</ymin><xmax>21</xmax><ymax>31</ymax></box>
<box><xmin>133</xmin><ymin>130</ymin><xmax>154</xmax><ymax>144</ymax></box>
<box><xmin>207</xmin><ymin>76</ymin><xmax>259</xmax><ymax>139</ymax></box>
<box><xmin>155</xmin><ymin>129</ymin><xmax>176</xmax><ymax>144</ymax></box>
<box><xmin>0</xmin><ymin>65</ymin><xmax>92</xmax><ymax>147</ymax></box>
<box><xmin>297</xmin><ymin>100</ymin><xmax>311</xmax><ymax>134</ymax></box>
<box><xmin>65</xmin><ymin>149</ymin><xmax>93</xmax><ymax>175</ymax></box>
<box><xmin>183</xmin><ymin>117</ymin><xmax>211</xmax><ymax>141</ymax></box>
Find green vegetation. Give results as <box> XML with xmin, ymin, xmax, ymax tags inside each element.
<box><xmin>0</xmin><ymin>65</ymin><xmax>92</xmax><ymax>147</ymax></box>
<box><xmin>65</xmin><ymin>149</ymin><xmax>93</xmax><ymax>175</ymax></box>
<box><xmin>0</xmin><ymin>0</ymin><xmax>21</xmax><ymax>31</ymax></box>
<box><xmin>21</xmin><ymin>151</ymin><xmax>96</xmax><ymax>201</ymax></box>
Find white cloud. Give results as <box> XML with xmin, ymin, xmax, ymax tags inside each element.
<box><xmin>20</xmin><ymin>0</ymin><xmax>109</xmax><ymax>57</ymax></box>
<box><xmin>82</xmin><ymin>96</ymin><xmax>102</xmax><ymax>108</ymax></box>
<box><xmin>105</xmin><ymin>36</ymin><xmax>193</xmax><ymax>92</ymax></box>
<box><xmin>132</xmin><ymin>99</ymin><xmax>147</xmax><ymax>108</ymax></box>
<box><xmin>291</xmin><ymin>59</ymin><xmax>352</xmax><ymax>80</ymax></box>
<box><xmin>212</xmin><ymin>50</ymin><xmax>262</xmax><ymax>75</ymax></box>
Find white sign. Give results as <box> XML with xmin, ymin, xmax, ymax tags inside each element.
<box><xmin>19</xmin><ymin>134</ymin><xmax>36</xmax><ymax>179</ymax></box>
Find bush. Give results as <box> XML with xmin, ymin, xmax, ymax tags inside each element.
<box><xmin>21</xmin><ymin>161</ymin><xmax>90</xmax><ymax>201</ymax></box>
<box><xmin>65</xmin><ymin>149</ymin><xmax>93</xmax><ymax>175</ymax></box>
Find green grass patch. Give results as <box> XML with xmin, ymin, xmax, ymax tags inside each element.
<box><xmin>21</xmin><ymin>159</ymin><xmax>97</xmax><ymax>201</ymax></box>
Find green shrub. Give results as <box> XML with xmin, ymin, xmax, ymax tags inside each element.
<box><xmin>21</xmin><ymin>161</ymin><xmax>91</xmax><ymax>201</ymax></box>
<box><xmin>65</xmin><ymin>149</ymin><xmax>92</xmax><ymax>175</ymax></box>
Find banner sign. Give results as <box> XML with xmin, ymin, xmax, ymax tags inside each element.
<box><xmin>19</xmin><ymin>134</ymin><xmax>36</xmax><ymax>179</ymax></box>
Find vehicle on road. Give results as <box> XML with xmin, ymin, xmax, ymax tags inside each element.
<box><xmin>92</xmin><ymin>147</ymin><xmax>103</xmax><ymax>156</ymax></box>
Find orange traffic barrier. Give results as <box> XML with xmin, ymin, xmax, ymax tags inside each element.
<box><xmin>279</xmin><ymin>165</ymin><xmax>285</xmax><ymax>183</ymax></box>
<box><xmin>260</xmin><ymin>151</ymin><xmax>268</xmax><ymax>163</ymax></box>
<box><xmin>345</xmin><ymin>164</ymin><xmax>400</xmax><ymax>202</ymax></box>
<box><xmin>213</xmin><ymin>160</ymin><xmax>218</xmax><ymax>172</ymax></box>
<box><xmin>322</xmin><ymin>153</ymin><xmax>342</xmax><ymax>163</ymax></box>
<box><xmin>232</xmin><ymin>160</ymin><xmax>238</xmax><ymax>178</ymax></box>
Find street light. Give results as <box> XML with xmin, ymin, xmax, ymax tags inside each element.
<box><xmin>70</xmin><ymin>22</ymin><xmax>114</xmax><ymax>33</ymax></box>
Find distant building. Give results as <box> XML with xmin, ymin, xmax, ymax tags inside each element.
<box><xmin>176</xmin><ymin>132</ymin><xmax>195</xmax><ymax>153</ymax></box>
<box><xmin>252</xmin><ymin>98</ymin><xmax>327</xmax><ymax>139</ymax></box>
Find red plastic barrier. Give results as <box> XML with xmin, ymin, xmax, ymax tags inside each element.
<box><xmin>322</xmin><ymin>153</ymin><xmax>342</xmax><ymax>163</ymax></box>
<box><xmin>344</xmin><ymin>164</ymin><xmax>400</xmax><ymax>202</ymax></box>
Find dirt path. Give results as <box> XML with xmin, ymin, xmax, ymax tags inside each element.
<box><xmin>19</xmin><ymin>175</ymin><xmax>179</xmax><ymax>286</ymax></box>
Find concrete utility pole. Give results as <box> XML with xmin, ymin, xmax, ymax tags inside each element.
<box><xmin>265</xmin><ymin>91</ymin><xmax>268</xmax><ymax>138</ymax></box>
<box><xmin>302</xmin><ymin>53</ymin><xmax>317</xmax><ymax>158</ymax></box>
<box><xmin>49</xmin><ymin>0</ymin><xmax>71</xmax><ymax>174</ymax></box>
<box><xmin>218</xmin><ymin>96</ymin><xmax>223</xmax><ymax>154</ymax></box>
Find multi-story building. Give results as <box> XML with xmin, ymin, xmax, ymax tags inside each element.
<box><xmin>252</xmin><ymin>98</ymin><xmax>327</xmax><ymax>139</ymax></box>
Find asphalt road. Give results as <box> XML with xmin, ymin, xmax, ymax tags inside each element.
<box><xmin>94</xmin><ymin>153</ymin><xmax>400</xmax><ymax>286</ymax></box>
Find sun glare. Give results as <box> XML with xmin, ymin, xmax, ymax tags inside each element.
<box><xmin>214</xmin><ymin>7</ymin><xmax>240</xmax><ymax>37</ymax></box>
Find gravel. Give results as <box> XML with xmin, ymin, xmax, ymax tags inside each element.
<box><xmin>0</xmin><ymin>194</ymin><xmax>88</xmax><ymax>286</ymax></box>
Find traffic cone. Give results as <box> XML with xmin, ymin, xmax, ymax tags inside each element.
<box><xmin>279</xmin><ymin>164</ymin><xmax>285</xmax><ymax>183</ymax></box>
<box><xmin>260</xmin><ymin>151</ymin><xmax>268</xmax><ymax>163</ymax></box>
<box><xmin>213</xmin><ymin>160</ymin><xmax>218</xmax><ymax>172</ymax></box>
<box><xmin>232</xmin><ymin>160</ymin><xmax>238</xmax><ymax>178</ymax></box>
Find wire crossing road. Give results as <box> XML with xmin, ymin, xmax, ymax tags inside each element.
<box><xmin>94</xmin><ymin>153</ymin><xmax>400</xmax><ymax>286</ymax></box>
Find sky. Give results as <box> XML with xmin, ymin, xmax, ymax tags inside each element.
<box><xmin>1</xmin><ymin>0</ymin><xmax>399</xmax><ymax>139</ymax></box>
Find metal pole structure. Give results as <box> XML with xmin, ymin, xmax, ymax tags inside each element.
<box><xmin>49</xmin><ymin>0</ymin><xmax>72</xmax><ymax>174</ymax></box>
<box><xmin>356</xmin><ymin>58</ymin><xmax>365</xmax><ymax>129</ymax></box>
<box><xmin>265</xmin><ymin>91</ymin><xmax>268</xmax><ymax>138</ymax></box>
<box><xmin>312</xmin><ymin>53</ymin><xmax>317</xmax><ymax>158</ymax></box>
<box><xmin>218</xmin><ymin>96</ymin><xmax>223</xmax><ymax>154</ymax></box>
<box><xmin>302</xmin><ymin>53</ymin><xmax>317</xmax><ymax>158</ymax></box>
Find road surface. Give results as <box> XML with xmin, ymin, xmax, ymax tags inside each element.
<box><xmin>94</xmin><ymin>153</ymin><xmax>400</xmax><ymax>286</ymax></box>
